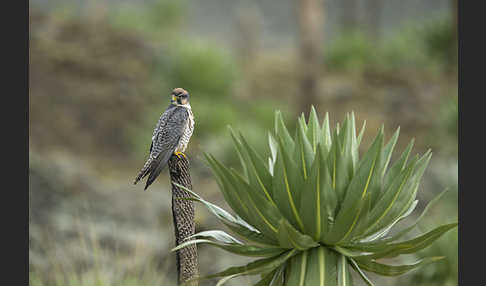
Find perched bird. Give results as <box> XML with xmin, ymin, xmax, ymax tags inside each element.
<box><xmin>134</xmin><ymin>88</ymin><xmax>195</xmax><ymax>190</ymax></box>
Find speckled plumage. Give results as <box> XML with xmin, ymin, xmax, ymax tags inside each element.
<box><xmin>134</xmin><ymin>89</ymin><xmax>195</xmax><ymax>190</ymax></box>
<box><xmin>176</xmin><ymin>106</ymin><xmax>194</xmax><ymax>153</ymax></box>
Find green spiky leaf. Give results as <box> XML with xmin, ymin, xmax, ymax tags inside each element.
<box><xmin>178</xmin><ymin>109</ymin><xmax>457</xmax><ymax>286</ymax></box>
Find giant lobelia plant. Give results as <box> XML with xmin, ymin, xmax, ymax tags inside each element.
<box><xmin>174</xmin><ymin>108</ymin><xmax>457</xmax><ymax>285</ymax></box>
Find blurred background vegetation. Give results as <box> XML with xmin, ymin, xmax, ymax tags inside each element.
<box><xmin>29</xmin><ymin>0</ymin><xmax>457</xmax><ymax>285</ymax></box>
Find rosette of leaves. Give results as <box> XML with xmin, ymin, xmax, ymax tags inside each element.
<box><xmin>174</xmin><ymin>108</ymin><xmax>457</xmax><ymax>285</ymax></box>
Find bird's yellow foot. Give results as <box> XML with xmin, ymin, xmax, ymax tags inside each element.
<box><xmin>174</xmin><ymin>151</ymin><xmax>187</xmax><ymax>159</ymax></box>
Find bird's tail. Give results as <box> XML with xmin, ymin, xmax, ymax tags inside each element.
<box><xmin>134</xmin><ymin>157</ymin><xmax>154</xmax><ymax>185</ymax></box>
<box><xmin>143</xmin><ymin>151</ymin><xmax>172</xmax><ymax>190</ymax></box>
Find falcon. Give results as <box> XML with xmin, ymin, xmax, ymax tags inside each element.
<box><xmin>134</xmin><ymin>88</ymin><xmax>195</xmax><ymax>190</ymax></box>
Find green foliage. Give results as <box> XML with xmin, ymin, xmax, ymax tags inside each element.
<box><xmin>165</xmin><ymin>41</ymin><xmax>238</xmax><ymax>100</ymax></box>
<box><xmin>30</xmin><ymin>271</ymin><xmax>169</xmax><ymax>286</ymax></box>
<box><xmin>401</xmin><ymin>228</ymin><xmax>458</xmax><ymax>286</ymax></box>
<box><xmin>29</xmin><ymin>7</ymin><xmax>161</xmax><ymax>162</ymax></box>
<box><xmin>325</xmin><ymin>16</ymin><xmax>457</xmax><ymax>73</ymax></box>
<box><xmin>440</xmin><ymin>95</ymin><xmax>458</xmax><ymax>139</ymax></box>
<box><xmin>325</xmin><ymin>32</ymin><xmax>378</xmax><ymax>72</ymax></box>
<box><xmin>29</xmin><ymin>219</ymin><xmax>170</xmax><ymax>286</ymax></box>
<box><xmin>324</xmin><ymin>29</ymin><xmax>427</xmax><ymax>73</ymax></box>
<box><xmin>108</xmin><ymin>0</ymin><xmax>186</xmax><ymax>39</ymax></box>
<box><xmin>174</xmin><ymin>108</ymin><xmax>457</xmax><ymax>285</ymax></box>
<box><xmin>398</xmin><ymin>188</ymin><xmax>458</xmax><ymax>286</ymax></box>
<box><xmin>378</xmin><ymin>27</ymin><xmax>430</xmax><ymax>71</ymax></box>
<box><xmin>420</xmin><ymin>17</ymin><xmax>457</xmax><ymax>69</ymax></box>
<box><xmin>149</xmin><ymin>38</ymin><xmax>240</xmax><ymax>141</ymax></box>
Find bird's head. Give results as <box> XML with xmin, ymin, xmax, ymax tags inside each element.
<box><xmin>170</xmin><ymin>88</ymin><xmax>190</xmax><ymax>106</ymax></box>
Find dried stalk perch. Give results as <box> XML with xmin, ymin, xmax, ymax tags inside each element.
<box><xmin>168</xmin><ymin>154</ymin><xmax>198</xmax><ymax>285</ymax></box>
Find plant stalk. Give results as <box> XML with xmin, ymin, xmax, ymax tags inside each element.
<box><xmin>169</xmin><ymin>155</ymin><xmax>198</xmax><ymax>285</ymax></box>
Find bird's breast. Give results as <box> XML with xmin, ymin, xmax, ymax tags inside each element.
<box><xmin>176</xmin><ymin>108</ymin><xmax>195</xmax><ymax>153</ymax></box>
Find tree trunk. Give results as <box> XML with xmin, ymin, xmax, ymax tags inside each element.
<box><xmin>296</xmin><ymin>0</ymin><xmax>324</xmax><ymax>117</ymax></box>
<box><xmin>168</xmin><ymin>155</ymin><xmax>198</xmax><ymax>285</ymax></box>
<box><xmin>234</xmin><ymin>4</ymin><xmax>261</xmax><ymax>66</ymax></box>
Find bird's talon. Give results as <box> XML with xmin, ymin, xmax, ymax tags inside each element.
<box><xmin>174</xmin><ymin>152</ymin><xmax>186</xmax><ymax>159</ymax></box>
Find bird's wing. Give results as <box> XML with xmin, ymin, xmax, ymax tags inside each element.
<box><xmin>134</xmin><ymin>105</ymin><xmax>175</xmax><ymax>185</ymax></box>
<box><xmin>144</xmin><ymin>106</ymin><xmax>189</xmax><ymax>190</ymax></box>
